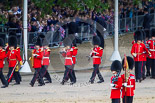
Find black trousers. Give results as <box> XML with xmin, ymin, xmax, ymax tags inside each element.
<box><xmin>15</xmin><ymin>71</ymin><xmax>22</xmax><ymax>81</ymax></box>
<box><xmin>71</xmin><ymin>64</ymin><xmax>76</xmax><ymax>82</ymax></box>
<box><xmin>135</xmin><ymin>61</ymin><xmax>143</xmax><ymax>80</ymax></box>
<box><xmin>0</xmin><ymin>68</ymin><xmax>8</xmax><ymax>86</ymax></box>
<box><xmin>40</xmin><ymin>65</ymin><xmax>52</xmax><ymax>82</ymax></box>
<box><xmin>150</xmin><ymin>59</ymin><xmax>155</xmax><ymax>77</ymax></box>
<box><xmin>63</xmin><ymin>65</ymin><xmax>74</xmax><ymax>82</ymax></box>
<box><xmin>142</xmin><ymin>61</ymin><xmax>146</xmax><ymax>78</ymax></box>
<box><xmin>7</xmin><ymin>67</ymin><xmax>20</xmax><ymax>84</ymax></box>
<box><xmin>112</xmin><ymin>99</ymin><xmax>120</xmax><ymax>103</ymax></box>
<box><xmin>146</xmin><ymin>58</ymin><xmax>151</xmax><ymax>74</ymax></box>
<box><xmin>123</xmin><ymin>96</ymin><xmax>133</xmax><ymax>103</ymax></box>
<box><xmin>90</xmin><ymin>64</ymin><xmax>104</xmax><ymax>81</ymax></box>
<box><xmin>31</xmin><ymin>68</ymin><xmax>44</xmax><ymax>85</ymax></box>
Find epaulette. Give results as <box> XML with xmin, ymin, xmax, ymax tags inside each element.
<box><xmin>74</xmin><ymin>47</ymin><xmax>78</xmax><ymax>49</ymax></box>
<box><xmin>99</xmin><ymin>47</ymin><xmax>103</xmax><ymax>50</ymax></box>
<box><xmin>16</xmin><ymin>47</ymin><xmax>20</xmax><ymax>49</ymax></box>
<box><xmin>47</xmin><ymin>48</ymin><xmax>51</xmax><ymax>52</ymax></box>
<box><xmin>70</xmin><ymin>48</ymin><xmax>73</xmax><ymax>51</ymax></box>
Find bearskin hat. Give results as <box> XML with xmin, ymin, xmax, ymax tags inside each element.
<box><xmin>110</xmin><ymin>60</ymin><xmax>122</xmax><ymax>72</ymax></box>
<box><xmin>92</xmin><ymin>36</ymin><xmax>101</xmax><ymax>46</ymax></box>
<box><xmin>134</xmin><ymin>30</ymin><xmax>143</xmax><ymax>42</ymax></box>
<box><xmin>122</xmin><ymin>56</ymin><xmax>134</xmax><ymax>70</ymax></box>
<box><xmin>0</xmin><ymin>38</ymin><xmax>4</xmax><ymax>47</ymax></box>
<box><xmin>35</xmin><ymin>37</ymin><xmax>42</xmax><ymax>47</ymax></box>
<box><xmin>8</xmin><ymin>36</ymin><xmax>17</xmax><ymax>48</ymax></box>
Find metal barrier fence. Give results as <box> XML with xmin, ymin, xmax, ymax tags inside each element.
<box><xmin>0</xmin><ymin>13</ymin><xmax>155</xmax><ymax>49</ymax></box>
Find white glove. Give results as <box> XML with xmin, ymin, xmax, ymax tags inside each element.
<box><xmin>149</xmin><ymin>54</ymin><xmax>152</xmax><ymax>57</ymax></box>
<box><xmin>133</xmin><ymin>53</ymin><xmax>137</xmax><ymax>57</ymax></box>
<box><xmin>124</xmin><ymin>83</ymin><xmax>127</xmax><ymax>87</ymax></box>
<box><xmin>21</xmin><ymin>65</ymin><xmax>24</xmax><ymax>68</ymax></box>
<box><xmin>110</xmin><ymin>84</ymin><xmax>115</xmax><ymax>87</ymax></box>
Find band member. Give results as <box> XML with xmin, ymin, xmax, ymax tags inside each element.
<box><xmin>71</xmin><ymin>40</ymin><xmax>78</xmax><ymax>83</ymax></box>
<box><xmin>89</xmin><ymin>36</ymin><xmax>104</xmax><ymax>84</ymax></box>
<box><xmin>147</xmin><ymin>28</ymin><xmax>155</xmax><ymax>79</ymax></box>
<box><xmin>41</xmin><ymin>38</ymin><xmax>52</xmax><ymax>83</ymax></box>
<box><xmin>131</xmin><ymin>30</ymin><xmax>151</xmax><ymax>82</ymax></box>
<box><xmin>0</xmin><ymin>38</ymin><xmax>8</xmax><ymax>88</ymax></box>
<box><xmin>121</xmin><ymin>56</ymin><xmax>135</xmax><ymax>103</ymax></box>
<box><xmin>29</xmin><ymin>37</ymin><xmax>44</xmax><ymax>87</ymax></box>
<box><xmin>110</xmin><ymin>60</ymin><xmax>122</xmax><ymax>103</ymax></box>
<box><xmin>60</xmin><ymin>37</ymin><xmax>74</xmax><ymax>85</ymax></box>
<box><xmin>6</xmin><ymin>36</ymin><xmax>23</xmax><ymax>85</ymax></box>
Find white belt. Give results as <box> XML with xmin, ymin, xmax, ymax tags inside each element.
<box><xmin>126</xmin><ymin>85</ymin><xmax>134</xmax><ymax>88</ymax></box>
<box><xmin>65</xmin><ymin>57</ymin><xmax>72</xmax><ymax>59</ymax></box>
<box><xmin>111</xmin><ymin>87</ymin><xmax>118</xmax><ymax>89</ymax></box>
<box><xmin>72</xmin><ymin>56</ymin><xmax>76</xmax><ymax>57</ymax></box>
<box><xmin>43</xmin><ymin>57</ymin><xmax>49</xmax><ymax>59</ymax></box>
<box><xmin>150</xmin><ymin>49</ymin><xmax>155</xmax><ymax>51</ymax></box>
<box><xmin>93</xmin><ymin>56</ymin><xmax>100</xmax><ymax>58</ymax></box>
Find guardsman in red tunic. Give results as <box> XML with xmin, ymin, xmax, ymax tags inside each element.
<box><xmin>6</xmin><ymin>36</ymin><xmax>23</xmax><ymax>85</ymax></box>
<box><xmin>71</xmin><ymin>41</ymin><xmax>78</xmax><ymax>83</ymax></box>
<box><xmin>110</xmin><ymin>60</ymin><xmax>122</xmax><ymax>103</ymax></box>
<box><xmin>41</xmin><ymin>38</ymin><xmax>52</xmax><ymax>83</ymax></box>
<box><xmin>131</xmin><ymin>30</ymin><xmax>151</xmax><ymax>82</ymax></box>
<box><xmin>29</xmin><ymin>37</ymin><xmax>44</xmax><ymax>87</ymax></box>
<box><xmin>0</xmin><ymin>38</ymin><xmax>8</xmax><ymax>88</ymax></box>
<box><xmin>121</xmin><ymin>56</ymin><xmax>135</xmax><ymax>103</ymax></box>
<box><xmin>145</xmin><ymin>30</ymin><xmax>151</xmax><ymax>76</ymax></box>
<box><xmin>147</xmin><ymin>28</ymin><xmax>155</xmax><ymax>79</ymax></box>
<box><xmin>89</xmin><ymin>36</ymin><xmax>104</xmax><ymax>84</ymax></box>
<box><xmin>60</xmin><ymin>38</ymin><xmax>74</xmax><ymax>85</ymax></box>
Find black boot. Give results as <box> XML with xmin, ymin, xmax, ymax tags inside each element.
<box><xmin>1</xmin><ymin>85</ymin><xmax>8</xmax><ymax>88</ymax></box>
<box><xmin>97</xmin><ymin>79</ymin><xmax>104</xmax><ymax>83</ymax></box>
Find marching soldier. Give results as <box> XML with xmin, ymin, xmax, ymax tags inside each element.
<box><xmin>131</xmin><ymin>30</ymin><xmax>151</xmax><ymax>82</ymax></box>
<box><xmin>121</xmin><ymin>56</ymin><xmax>135</xmax><ymax>103</ymax></box>
<box><xmin>41</xmin><ymin>37</ymin><xmax>52</xmax><ymax>83</ymax></box>
<box><xmin>6</xmin><ymin>36</ymin><xmax>23</xmax><ymax>85</ymax></box>
<box><xmin>110</xmin><ymin>60</ymin><xmax>122</xmax><ymax>103</ymax></box>
<box><xmin>145</xmin><ymin>30</ymin><xmax>151</xmax><ymax>77</ymax></box>
<box><xmin>147</xmin><ymin>28</ymin><xmax>155</xmax><ymax>79</ymax></box>
<box><xmin>71</xmin><ymin>41</ymin><xmax>78</xmax><ymax>83</ymax></box>
<box><xmin>60</xmin><ymin>38</ymin><xmax>74</xmax><ymax>85</ymax></box>
<box><xmin>0</xmin><ymin>38</ymin><xmax>8</xmax><ymax>88</ymax></box>
<box><xmin>89</xmin><ymin>36</ymin><xmax>104</xmax><ymax>84</ymax></box>
<box><xmin>29</xmin><ymin>37</ymin><xmax>45</xmax><ymax>87</ymax></box>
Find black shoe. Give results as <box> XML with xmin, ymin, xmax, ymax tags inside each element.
<box><xmin>60</xmin><ymin>81</ymin><xmax>65</xmax><ymax>85</ymax></box>
<box><xmin>38</xmin><ymin>83</ymin><xmax>45</xmax><ymax>86</ymax></box>
<box><xmin>143</xmin><ymin>76</ymin><xmax>146</xmax><ymax>80</ymax></box>
<box><xmin>136</xmin><ymin>80</ymin><xmax>138</xmax><ymax>82</ymax></box>
<box><xmin>89</xmin><ymin>80</ymin><xmax>94</xmax><ymax>84</ymax></box>
<box><xmin>14</xmin><ymin>82</ymin><xmax>20</xmax><ymax>85</ymax></box>
<box><xmin>139</xmin><ymin>79</ymin><xmax>142</xmax><ymax>83</ymax></box>
<box><xmin>1</xmin><ymin>85</ymin><xmax>8</xmax><ymax>88</ymax></box>
<box><xmin>150</xmin><ymin>76</ymin><xmax>155</xmax><ymax>79</ymax></box>
<box><xmin>97</xmin><ymin>80</ymin><xmax>104</xmax><ymax>83</ymax></box>
<box><xmin>146</xmin><ymin>72</ymin><xmax>150</xmax><ymax>77</ymax></box>
<box><xmin>29</xmin><ymin>83</ymin><xmax>34</xmax><ymax>87</ymax></box>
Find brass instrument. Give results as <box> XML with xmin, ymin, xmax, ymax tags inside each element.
<box><xmin>29</xmin><ymin>50</ymin><xmax>34</xmax><ymax>67</ymax></box>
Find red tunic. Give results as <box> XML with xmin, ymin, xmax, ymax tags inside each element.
<box><xmin>131</xmin><ymin>43</ymin><xmax>150</xmax><ymax>61</ymax></box>
<box><xmin>0</xmin><ymin>49</ymin><xmax>6</xmax><ymax>68</ymax></box>
<box><xmin>110</xmin><ymin>76</ymin><xmax>122</xmax><ymax>99</ymax></box>
<box><xmin>6</xmin><ymin>49</ymin><xmax>22</xmax><ymax>67</ymax></box>
<box><xmin>147</xmin><ymin>40</ymin><xmax>155</xmax><ymax>59</ymax></box>
<box><xmin>42</xmin><ymin>48</ymin><xmax>51</xmax><ymax>65</ymax></box>
<box><xmin>91</xmin><ymin>47</ymin><xmax>103</xmax><ymax>64</ymax></box>
<box><xmin>121</xmin><ymin>74</ymin><xmax>136</xmax><ymax>97</ymax></box>
<box><xmin>61</xmin><ymin>49</ymin><xmax>73</xmax><ymax>65</ymax></box>
<box><xmin>33</xmin><ymin>48</ymin><xmax>43</xmax><ymax>68</ymax></box>
<box><xmin>71</xmin><ymin>46</ymin><xmax>78</xmax><ymax>64</ymax></box>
